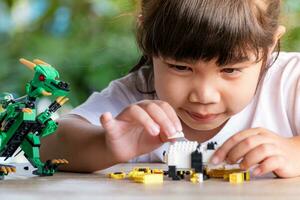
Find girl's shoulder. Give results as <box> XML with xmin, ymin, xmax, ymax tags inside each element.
<box><xmin>269</xmin><ymin>52</ymin><xmax>300</xmax><ymax>71</ymax></box>
<box><xmin>266</xmin><ymin>52</ymin><xmax>300</xmax><ymax>82</ymax></box>
<box><xmin>115</xmin><ymin>65</ymin><xmax>156</xmax><ymax>100</ymax></box>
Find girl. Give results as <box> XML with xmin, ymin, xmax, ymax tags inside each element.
<box><xmin>40</xmin><ymin>0</ymin><xmax>300</xmax><ymax>178</ymax></box>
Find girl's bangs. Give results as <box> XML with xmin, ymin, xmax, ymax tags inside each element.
<box><xmin>144</xmin><ymin>1</ymin><xmax>266</xmax><ymax>66</ymax></box>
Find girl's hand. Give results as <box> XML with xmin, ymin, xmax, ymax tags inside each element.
<box><xmin>211</xmin><ymin>128</ymin><xmax>300</xmax><ymax>178</ymax></box>
<box><xmin>100</xmin><ymin>100</ymin><xmax>182</xmax><ymax>163</ymax></box>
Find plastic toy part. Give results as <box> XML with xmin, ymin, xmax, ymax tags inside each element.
<box><xmin>0</xmin><ymin>164</ymin><xmax>16</xmax><ymax>180</ymax></box>
<box><xmin>168</xmin><ymin>131</ymin><xmax>185</xmax><ymax>140</ymax></box>
<box><xmin>0</xmin><ymin>58</ymin><xmax>70</xmax><ymax>180</ymax></box>
<box><xmin>108</xmin><ymin>172</ymin><xmax>127</xmax><ymax>180</ymax></box>
<box><xmin>207</xmin><ymin>168</ymin><xmax>242</xmax><ymax>179</ymax></box>
<box><xmin>229</xmin><ymin>172</ymin><xmax>244</xmax><ymax>184</ymax></box>
<box><xmin>128</xmin><ymin>167</ymin><xmax>152</xmax><ymax>179</ymax></box>
<box><xmin>133</xmin><ymin>174</ymin><xmax>163</xmax><ymax>184</ymax></box>
<box><xmin>223</xmin><ymin>171</ymin><xmax>250</xmax><ymax>182</ymax></box>
<box><xmin>190</xmin><ymin>172</ymin><xmax>204</xmax><ymax>183</ymax></box>
<box><xmin>163</xmin><ymin>141</ymin><xmax>250</xmax><ymax>184</ymax></box>
<box><xmin>108</xmin><ymin>167</ymin><xmax>164</xmax><ymax>184</ymax></box>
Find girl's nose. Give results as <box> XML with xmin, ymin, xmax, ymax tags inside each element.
<box><xmin>188</xmin><ymin>82</ymin><xmax>221</xmax><ymax>104</ymax></box>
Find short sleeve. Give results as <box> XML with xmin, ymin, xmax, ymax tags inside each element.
<box><xmin>69</xmin><ymin>66</ymin><xmax>155</xmax><ymax>125</ymax></box>
<box><xmin>292</xmin><ymin>77</ymin><xmax>300</xmax><ymax>135</ymax></box>
<box><xmin>70</xmin><ymin>79</ymin><xmax>142</xmax><ymax>125</ymax></box>
<box><xmin>278</xmin><ymin>53</ymin><xmax>300</xmax><ymax>136</ymax></box>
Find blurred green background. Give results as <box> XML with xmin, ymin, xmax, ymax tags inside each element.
<box><xmin>0</xmin><ymin>0</ymin><xmax>299</xmax><ymax>109</ymax></box>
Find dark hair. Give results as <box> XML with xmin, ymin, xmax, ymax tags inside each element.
<box><xmin>131</xmin><ymin>0</ymin><xmax>282</xmax><ymax>93</ymax></box>
<box><xmin>130</xmin><ymin>0</ymin><xmax>280</xmax><ymax>96</ymax></box>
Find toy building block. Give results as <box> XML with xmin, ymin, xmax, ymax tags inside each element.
<box><xmin>151</xmin><ymin>169</ymin><xmax>164</xmax><ymax>174</ymax></box>
<box><xmin>107</xmin><ymin>167</ymin><xmax>164</xmax><ymax>184</ymax></box>
<box><xmin>0</xmin><ymin>164</ymin><xmax>16</xmax><ymax>180</ymax></box>
<box><xmin>207</xmin><ymin>168</ymin><xmax>242</xmax><ymax>179</ymax></box>
<box><xmin>108</xmin><ymin>172</ymin><xmax>127</xmax><ymax>180</ymax></box>
<box><xmin>243</xmin><ymin>171</ymin><xmax>250</xmax><ymax>181</ymax></box>
<box><xmin>191</xmin><ymin>145</ymin><xmax>204</xmax><ymax>173</ymax></box>
<box><xmin>128</xmin><ymin>167</ymin><xmax>152</xmax><ymax>179</ymax></box>
<box><xmin>0</xmin><ymin>58</ymin><xmax>70</xmax><ymax>180</ymax></box>
<box><xmin>134</xmin><ymin>173</ymin><xmax>163</xmax><ymax>184</ymax></box>
<box><xmin>224</xmin><ymin>170</ymin><xmax>250</xmax><ymax>181</ymax></box>
<box><xmin>190</xmin><ymin>172</ymin><xmax>204</xmax><ymax>183</ymax></box>
<box><xmin>168</xmin><ymin>131</ymin><xmax>185</xmax><ymax>140</ymax></box>
<box><xmin>168</xmin><ymin>166</ymin><xmax>180</xmax><ymax>180</ymax></box>
<box><xmin>229</xmin><ymin>172</ymin><xmax>244</xmax><ymax>184</ymax></box>
<box><xmin>165</xmin><ymin>141</ymin><xmax>199</xmax><ymax>169</ymax></box>
<box><xmin>163</xmin><ymin>141</ymin><xmax>218</xmax><ymax>181</ymax></box>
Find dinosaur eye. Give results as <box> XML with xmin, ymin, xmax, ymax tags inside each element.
<box><xmin>39</xmin><ymin>75</ymin><xmax>45</xmax><ymax>81</ymax></box>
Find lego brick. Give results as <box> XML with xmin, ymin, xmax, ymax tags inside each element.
<box><xmin>134</xmin><ymin>174</ymin><xmax>163</xmax><ymax>184</ymax></box>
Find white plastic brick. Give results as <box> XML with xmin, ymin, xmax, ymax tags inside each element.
<box><xmin>165</xmin><ymin>141</ymin><xmax>218</xmax><ymax>170</ymax></box>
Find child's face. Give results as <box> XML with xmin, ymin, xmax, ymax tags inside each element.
<box><xmin>153</xmin><ymin>54</ymin><xmax>263</xmax><ymax>133</ymax></box>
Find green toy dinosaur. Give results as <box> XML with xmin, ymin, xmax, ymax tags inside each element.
<box><xmin>0</xmin><ymin>58</ymin><xmax>70</xmax><ymax>180</ymax></box>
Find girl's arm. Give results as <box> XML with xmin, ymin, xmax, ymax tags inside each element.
<box><xmin>41</xmin><ymin>100</ymin><xmax>182</xmax><ymax>173</ymax></box>
<box><xmin>40</xmin><ymin>114</ymin><xmax>118</xmax><ymax>173</ymax></box>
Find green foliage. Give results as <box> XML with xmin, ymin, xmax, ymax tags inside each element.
<box><xmin>0</xmin><ymin>0</ymin><xmax>139</xmax><ymax>106</ymax></box>
<box><xmin>0</xmin><ymin>0</ymin><xmax>300</xmax><ymax>107</ymax></box>
<box><xmin>282</xmin><ymin>0</ymin><xmax>300</xmax><ymax>51</ymax></box>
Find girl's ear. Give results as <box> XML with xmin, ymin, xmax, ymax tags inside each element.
<box><xmin>269</xmin><ymin>25</ymin><xmax>286</xmax><ymax>52</ymax></box>
<box><xmin>137</xmin><ymin>14</ymin><xmax>144</xmax><ymax>26</ymax></box>
<box><xmin>275</xmin><ymin>25</ymin><xmax>286</xmax><ymax>41</ymax></box>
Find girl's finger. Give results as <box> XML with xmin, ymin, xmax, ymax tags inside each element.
<box><xmin>252</xmin><ymin>155</ymin><xmax>285</xmax><ymax>177</ymax></box>
<box><xmin>139</xmin><ymin>102</ymin><xmax>177</xmax><ymax>138</ymax></box>
<box><xmin>226</xmin><ymin>135</ymin><xmax>272</xmax><ymax>164</ymax></box>
<box><xmin>212</xmin><ymin>128</ymin><xmax>263</xmax><ymax>164</ymax></box>
<box><xmin>114</xmin><ymin>105</ymin><xmax>161</xmax><ymax>137</ymax></box>
<box><xmin>100</xmin><ymin>112</ymin><xmax>115</xmax><ymax>131</ymax></box>
<box><xmin>239</xmin><ymin>143</ymin><xmax>280</xmax><ymax>170</ymax></box>
<box><xmin>156</xmin><ymin>101</ymin><xmax>182</xmax><ymax>132</ymax></box>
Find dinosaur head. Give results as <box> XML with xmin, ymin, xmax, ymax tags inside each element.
<box><xmin>20</xmin><ymin>58</ymin><xmax>70</xmax><ymax>98</ymax></box>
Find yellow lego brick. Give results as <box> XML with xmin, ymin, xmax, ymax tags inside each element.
<box><xmin>225</xmin><ymin>171</ymin><xmax>250</xmax><ymax>182</ymax></box>
<box><xmin>229</xmin><ymin>172</ymin><xmax>244</xmax><ymax>184</ymax></box>
<box><xmin>128</xmin><ymin>167</ymin><xmax>151</xmax><ymax>179</ymax></box>
<box><xmin>190</xmin><ymin>173</ymin><xmax>203</xmax><ymax>183</ymax></box>
<box><xmin>223</xmin><ymin>173</ymin><xmax>229</xmax><ymax>180</ymax></box>
<box><xmin>151</xmin><ymin>169</ymin><xmax>164</xmax><ymax>174</ymax></box>
<box><xmin>108</xmin><ymin>172</ymin><xmax>127</xmax><ymax>179</ymax></box>
<box><xmin>207</xmin><ymin>168</ymin><xmax>242</xmax><ymax>178</ymax></box>
<box><xmin>134</xmin><ymin>174</ymin><xmax>163</xmax><ymax>184</ymax></box>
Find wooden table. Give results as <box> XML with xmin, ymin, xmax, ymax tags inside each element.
<box><xmin>0</xmin><ymin>163</ymin><xmax>300</xmax><ymax>200</ymax></box>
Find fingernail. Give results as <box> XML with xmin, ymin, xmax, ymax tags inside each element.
<box><xmin>211</xmin><ymin>156</ymin><xmax>220</xmax><ymax>165</ymax></box>
<box><xmin>175</xmin><ymin>122</ymin><xmax>182</xmax><ymax>132</ymax></box>
<box><xmin>167</xmin><ymin>125</ymin><xmax>177</xmax><ymax>136</ymax></box>
<box><xmin>151</xmin><ymin>125</ymin><xmax>160</xmax><ymax>135</ymax></box>
<box><xmin>253</xmin><ymin>168</ymin><xmax>261</xmax><ymax>176</ymax></box>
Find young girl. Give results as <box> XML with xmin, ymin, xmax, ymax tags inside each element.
<box><xmin>40</xmin><ymin>0</ymin><xmax>300</xmax><ymax>178</ymax></box>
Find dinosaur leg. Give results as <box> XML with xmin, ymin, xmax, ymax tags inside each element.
<box><xmin>21</xmin><ymin>133</ymin><xmax>68</xmax><ymax>176</ymax></box>
<box><xmin>0</xmin><ymin>118</ymin><xmax>17</xmax><ymax>180</ymax></box>
<box><xmin>0</xmin><ymin>164</ymin><xmax>16</xmax><ymax>180</ymax></box>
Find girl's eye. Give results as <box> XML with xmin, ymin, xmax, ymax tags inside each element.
<box><xmin>221</xmin><ymin>68</ymin><xmax>241</xmax><ymax>76</ymax></box>
<box><xmin>169</xmin><ymin>64</ymin><xmax>192</xmax><ymax>72</ymax></box>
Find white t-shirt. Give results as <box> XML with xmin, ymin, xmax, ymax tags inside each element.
<box><xmin>70</xmin><ymin>52</ymin><xmax>300</xmax><ymax>162</ymax></box>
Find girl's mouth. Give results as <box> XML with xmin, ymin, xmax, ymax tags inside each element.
<box><xmin>185</xmin><ymin>110</ymin><xmax>220</xmax><ymax>123</ymax></box>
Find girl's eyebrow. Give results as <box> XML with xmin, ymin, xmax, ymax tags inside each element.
<box><xmin>227</xmin><ymin>56</ymin><xmax>252</xmax><ymax>66</ymax></box>
<box><xmin>162</xmin><ymin>56</ymin><xmax>257</xmax><ymax>67</ymax></box>
<box><xmin>228</xmin><ymin>57</ymin><xmax>260</xmax><ymax>67</ymax></box>
<box><xmin>162</xmin><ymin>58</ymin><xmax>195</xmax><ymax>65</ymax></box>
